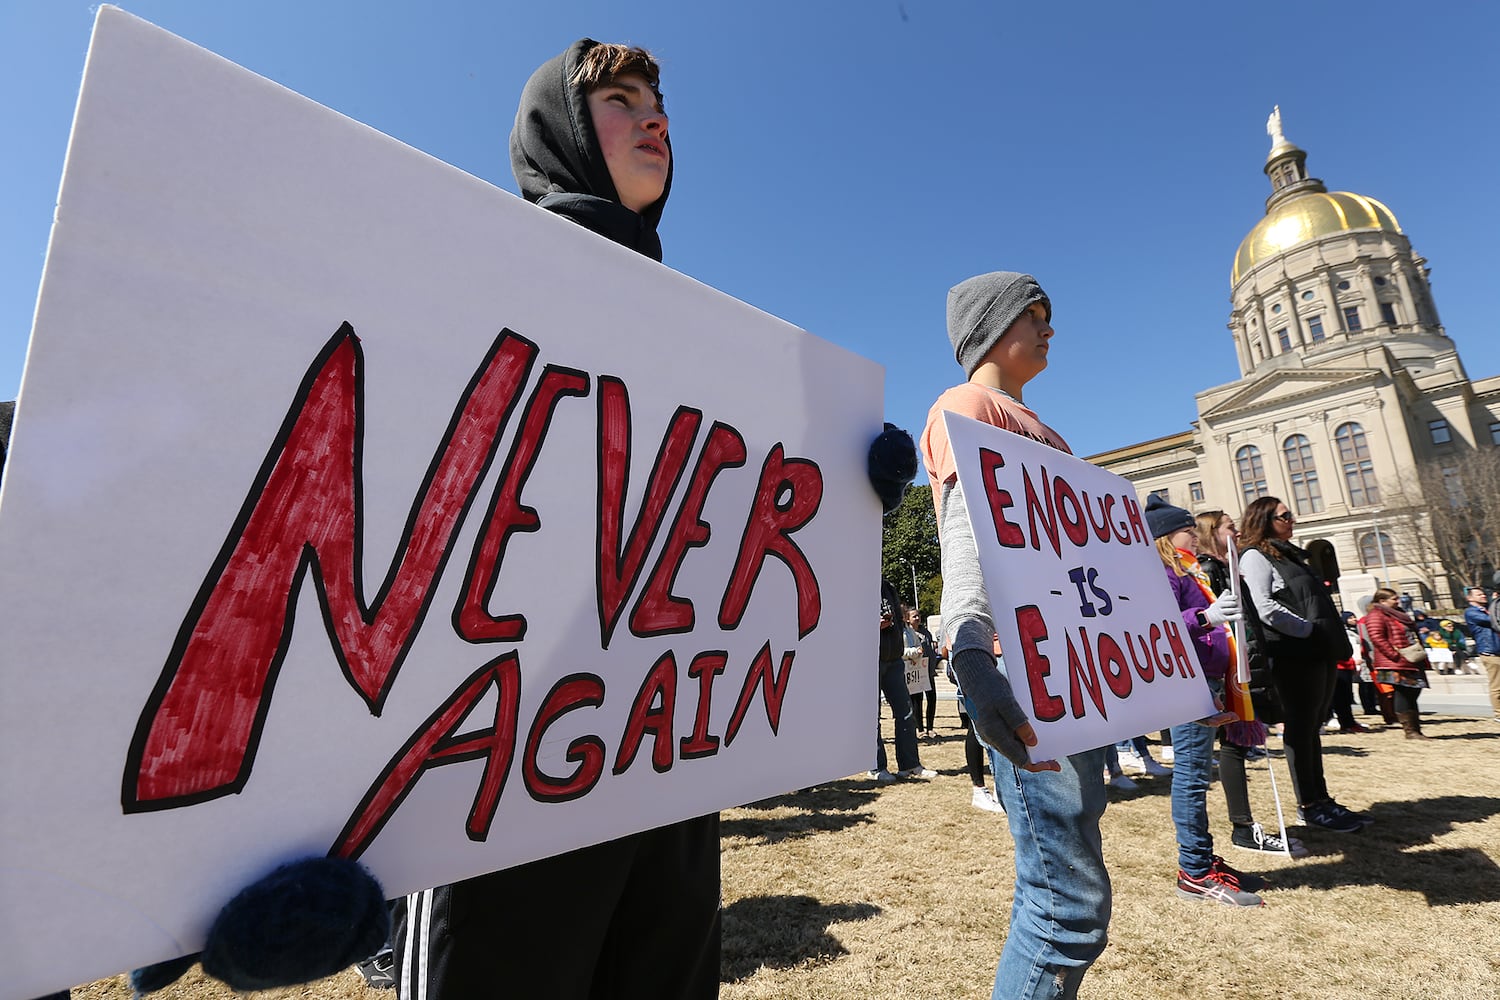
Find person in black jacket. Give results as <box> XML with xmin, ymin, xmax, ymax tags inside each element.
<box><xmin>873</xmin><ymin>579</ymin><xmax>930</xmax><ymax>779</ymax></box>
<box><xmin>389</xmin><ymin>39</ymin><xmax>918</xmax><ymax>1000</ymax></box>
<box><xmin>1238</xmin><ymin>497</ymin><xmax>1369</xmax><ymax>836</ymax></box>
<box><xmin>387</xmin><ymin>42</ymin><xmax>709</xmax><ymax>1000</ymax></box>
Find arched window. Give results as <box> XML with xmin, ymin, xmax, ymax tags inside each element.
<box><xmin>1335</xmin><ymin>423</ymin><xmax>1380</xmax><ymax>506</ymax></box>
<box><xmin>1359</xmin><ymin>531</ymin><xmax>1395</xmax><ymax>569</ymax></box>
<box><xmin>1282</xmin><ymin>434</ymin><xmax>1324</xmax><ymax>514</ymax></box>
<box><xmin>1236</xmin><ymin>445</ymin><xmax>1267</xmax><ymax>509</ymax></box>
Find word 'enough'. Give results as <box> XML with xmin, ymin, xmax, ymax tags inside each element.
<box><xmin>978</xmin><ymin>448</ymin><xmax>1149</xmax><ymax>557</ymax></box>
<box><xmin>1013</xmin><ymin>605</ymin><xmax>1197</xmax><ymax>722</ymax></box>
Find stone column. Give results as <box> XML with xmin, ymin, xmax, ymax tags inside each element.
<box><xmin>1229</xmin><ymin>312</ymin><xmax>1251</xmax><ymax>374</ymax></box>
<box><xmin>1314</xmin><ymin>266</ymin><xmax>1339</xmax><ymax>344</ymax></box>
<box><xmin>1251</xmin><ymin>294</ymin><xmax>1271</xmax><ymax>366</ymax></box>
<box><xmin>1392</xmin><ymin>258</ymin><xmax>1421</xmax><ymax>332</ymax></box>
<box><xmin>1355</xmin><ymin>261</ymin><xmax>1381</xmax><ymax>333</ymax></box>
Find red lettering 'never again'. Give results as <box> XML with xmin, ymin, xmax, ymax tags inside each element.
<box><xmin>718</xmin><ymin>445</ymin><xmax>824</xmax><ymax>638</ymax></box>
<box><xmin>123</xmin><ymin>325</ymin><xmax>537</xmax><ymax>812</ymax></box>
<box><xmin>333</xmin><ymin>654</ymin><xmax>523</xmax><ymax>860</ymax></box>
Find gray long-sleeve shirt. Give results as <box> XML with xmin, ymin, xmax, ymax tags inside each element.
<box><xmin>1238</xmin><ymin>546</ymin><xmax>1314</xmax><ymax>639</ymax></box>
<box><xmin>936</xmin><ymin>476</ymin><xmax>1001</xmax><ymax>664</ymax></box>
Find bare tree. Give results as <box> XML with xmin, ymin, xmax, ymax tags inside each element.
<box><xmin>1362</xmin><ymin>484</ymin><xmax>1441</xmax><ymax>597</ymax></box>
<box><xmin>1412</xmin><ymin>446</ymin><xmax>1500</xmax><ymax>599</ymax></box>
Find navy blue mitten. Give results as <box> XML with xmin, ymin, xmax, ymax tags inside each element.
<box><xmin>128</xmin><ymin>956</ymin><xmax>198</xmax><ymax>996</ymax></box>
<box><xmin>129</xmin><ymin>857</ymin><xmax>389</xmax><ymax>996</ymax></box>
<box><xmin>868</xmin><ymin>422</ymin><xmax>918</xmax><ymax>513</ymax></box>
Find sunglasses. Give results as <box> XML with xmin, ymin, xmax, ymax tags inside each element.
<box><xmin>1273</xmin><ymin>512</ymin><xmax>1295</xmax><ymax>523</ymax></box>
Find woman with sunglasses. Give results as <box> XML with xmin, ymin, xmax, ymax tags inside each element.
<box><xmin>1238</xmin><ymin>497</ymin><xmax>1371</xmax><ymax>835</ymax></box>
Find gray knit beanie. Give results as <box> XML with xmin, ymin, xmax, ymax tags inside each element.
<box><xmin>1144</xmin><ymin>494</ymin><xmax>1195</xmax><ymax>539</ymax></box>
<box><xmin>947</xmin><ymin>272</ymin><xmax>1051</xmax><ymax>376</ymax></box>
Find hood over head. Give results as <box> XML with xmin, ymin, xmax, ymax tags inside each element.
<box><xmin>509</xmin><ymin>38</ymin><xmax>672</xmax><ymax>261</ymax></box>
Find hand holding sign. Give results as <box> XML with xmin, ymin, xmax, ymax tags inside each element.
<box><xmin>1204</xmin><ymin>591</ymin><xmax>1242</xmax><ymax>628</ymax></box>
<box><xmin>1196</xmin><ymin>687</ymin><xmax>1241</xmax><ymax>729</ymax></box>
<box><xmin>950</xmin><ymin>648</ymin><xmax>1059</xmax><ymax>772</ymax></box>
<box><xmin>130</xmin><ymin>857</ymin><xmax>388</xmax><ymax>994</ymax></box>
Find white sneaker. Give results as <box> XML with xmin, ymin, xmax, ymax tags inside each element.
<box><xmin>971</xmin><ymin>786</ymin><xmax>1004</xmax><ymax>812</ymax></box>
<box><xmin>1118</xmin><ymin>749</ymin><xmax>1147</xmax><ymax>774</ymax></box>
<box><xmin>868</xmin><ymin>769</ymin><xmax>897</xmax><ymax>784</ymax></box>
<box><xmin>1158</xmin><ymin>745</ymin><xmax>1175</xmax><ymax>763</ymax></box>
<box><xmin>1143</xmin><ymin>757</ymin><xmax>1173</xmax><ymax>777</ymax></box>
<box><xmin>899</xmin><ymin>766</ymin><xmax>938</xmax><ymax>779</ymax></box>
<box><xmin>1106</xmin><ymin>771</ymin><xmax>1138</xmax><ymax>791</ymax></box>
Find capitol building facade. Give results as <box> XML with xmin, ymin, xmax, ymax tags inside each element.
<box><xmin>1089</xmin><ymin>110</ymin><xmax>1499</xmax><ymax>608</ymax></box>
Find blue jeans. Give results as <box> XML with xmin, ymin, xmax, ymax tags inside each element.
<box><xmin>969</xmin><ymin>695</ymin><xmax>1110</xmax><ymax>999</ymax></box>
<box><xmin>1170</xmin><ymin>677</ymin><xmax>1225</xmax><ymax>876</ymax></box>
<box><xmin>875</xmin><ymin>658</ymin><xmax>920</xmax><ymax>772</ymax></box>
<box><xmin>1167</xmin><ymin>717</ymin><xmax>1216</xmax><ymax>877</ymax></box>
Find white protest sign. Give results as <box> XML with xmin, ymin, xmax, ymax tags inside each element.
<box><xmin>0</xmin><ymin>9</ymin><xmax>882</xmax><ymax>998</ymax></box>
<box><xmin>901</xmin><ymin>620</ymin><xmax>932</xmax><ymax>693</ymax></box>
<box><xmin>1228</xmin><ymin>538</ymin><xmax>1250</xmax><ymax>683</ymax></box>
<box><xmin>943</xmin><ymin>411</ymin><xmax>1218</xmax><ymax>762</ymax></box>
<box><xmin>904</xmin><ymin>659</ymin><xmax>932</xmax><ymax>694</ymax></box>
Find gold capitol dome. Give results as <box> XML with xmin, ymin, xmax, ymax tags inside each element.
<box><xmin>1231</xmin><ymin>107</ymin><xmax>1402</xmax><ymax>285</ymax></box>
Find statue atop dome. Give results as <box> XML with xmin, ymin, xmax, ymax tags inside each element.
<box><xmin>1237</xmin><ymin>108</ymin><xmax>1400</xmax><ymax>286</ymax></box>
<box><xmin>1266</xmin><ymin>105</ymin><xmax>1287</xmax><ymax>149</ymax></box>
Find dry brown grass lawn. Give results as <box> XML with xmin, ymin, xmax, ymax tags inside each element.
<box><xmin>74</xmin><ymin>713</ymin><xmax>1500</xmax><ymax>1000</ymax></box>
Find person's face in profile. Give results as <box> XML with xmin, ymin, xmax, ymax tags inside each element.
<box><xmin>587</xmin><ymin>73</ymin><xmax>669</xmax><ymax>213</ymax></box>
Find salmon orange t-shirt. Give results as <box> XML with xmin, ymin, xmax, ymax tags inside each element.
<box><xmin>920</xmin><ymin>382</ymin><xmax>1071</xmax><ymax>505</ymax></box>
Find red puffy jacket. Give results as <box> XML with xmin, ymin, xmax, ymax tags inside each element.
<box><xmin>1364</xmin><ymin>603</ymin><xmax>1421</xmax><ymax>674</ymax></box>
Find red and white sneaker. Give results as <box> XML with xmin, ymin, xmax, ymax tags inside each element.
<box><xmin>1176</xmin><ymin>863</ymin><xmax>1265</xmax><ymax>907</ymax></box>
<box><xmin>1209</xmin><ymin>855</ymin><xmax>1266</xmax><ymax>893</ymax></box>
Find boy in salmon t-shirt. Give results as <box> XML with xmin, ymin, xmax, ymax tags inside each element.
<box><xmin>919</xmin><ymin>272</ymin><xmax>1109</xmax><ymax>1000</ymax></box>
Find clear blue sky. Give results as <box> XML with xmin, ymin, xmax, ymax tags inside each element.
<box><xmin>3</xmin><ymin>1</ymin><xmax>1496</xmax><ymax>457</ymax></box>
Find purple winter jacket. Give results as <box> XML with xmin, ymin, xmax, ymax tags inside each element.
<box><xmin>1164</xmin><ymin>561</ymin><xmax>1230</xmax><ymax>680</ymax></box>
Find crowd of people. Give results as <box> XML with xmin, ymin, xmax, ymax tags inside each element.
<box><xmin>886</xmin><ymin>493</ymin><xmax>1499</xmax><ymax>962</ymax></box>
<box><xmin>905</xmin><ymin>264</ymin><xmax>1499</xmax><ymax>995</ymax></box>
<box><xmin>895</xmin><ymin>481</ymin><xmax>1496</xmax><ymax>994</ymax></box>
